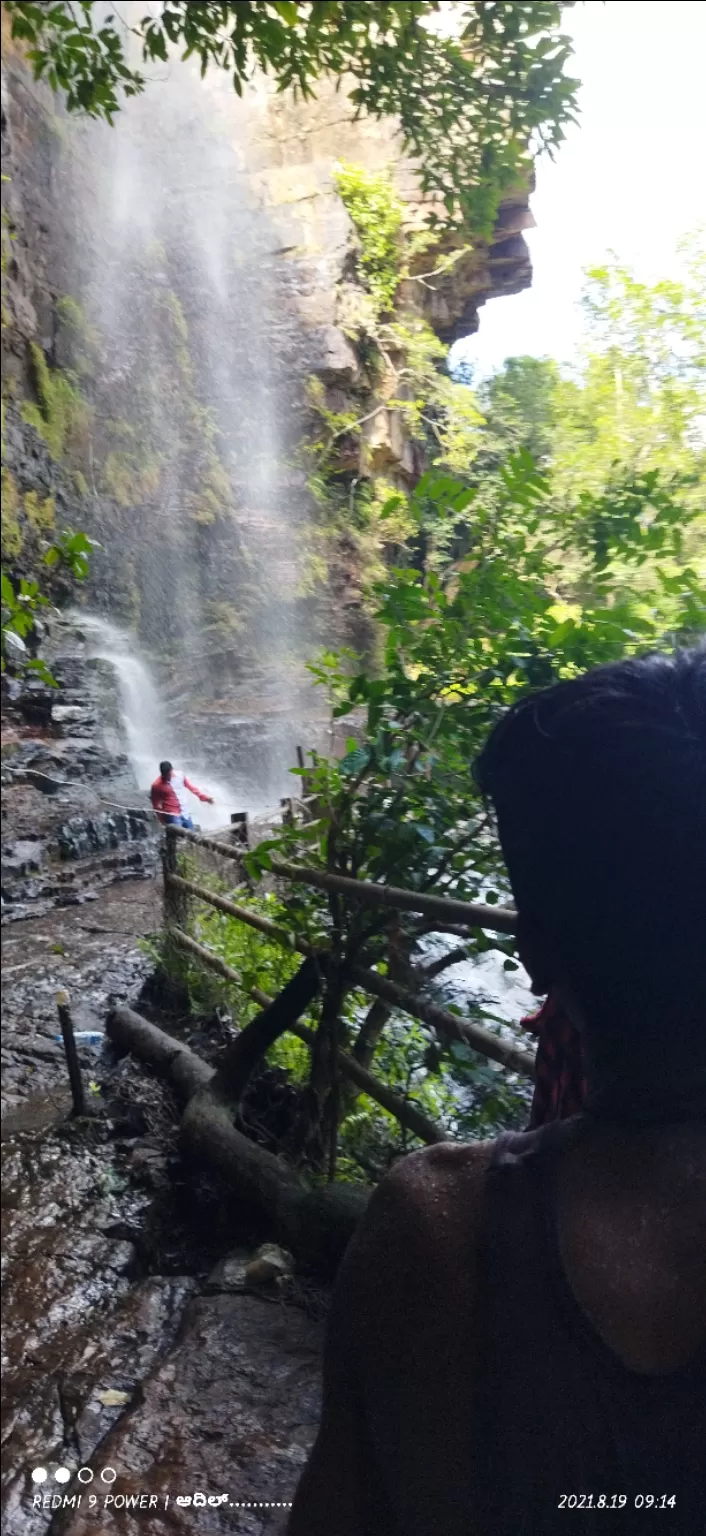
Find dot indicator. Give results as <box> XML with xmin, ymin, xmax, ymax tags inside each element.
<box><xmin>100</xmin><ymin>1467</ymin><xmax>117</xmax><ymax>1484</ymax></box>
<box><xmin>55</xmin><ymin>1468</ymin><xmax>71</xmax><ymax>1484</ymax></box>
<box><xmin>77</xmin><ymin>1468</ymin><xmax>94</xmax><ymax>1484</ymax></box>
<box><xmin>31</xmin><ymin>1469</ymin><xmax>47</xmax><ymax>1485</ymax></box>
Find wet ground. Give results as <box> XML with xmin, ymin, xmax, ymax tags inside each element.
<box><xmin>2</xmin><ymin>631</ymin><xmax>325</xmax><ymax>1536</ymax></box>
<box><xmin>1</xmin><ymin>878</ymin><xmax>326</xmax><ymax>1536</ymax></box>
<box><xmin>2</xmin><ymin>617</ymin><xmax>534</xmax><ymax>1534</ymax></box>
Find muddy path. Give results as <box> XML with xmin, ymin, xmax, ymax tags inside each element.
<box><xmin>2</xmin><ymin>876</ymin><xmax>325</xmax><ymax>1536</ymax></box>
<box><xmin>2</xmin><ymin>625</ymin><xmax>325</xmax><ymax>1536</ymax></box>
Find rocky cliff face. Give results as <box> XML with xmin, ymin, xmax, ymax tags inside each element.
<box><xmin>1</xmin><ymin>36</ymin><xmax>534</xmax><ymax>675</ymax></box>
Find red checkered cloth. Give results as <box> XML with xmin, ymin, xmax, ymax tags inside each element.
<box><xmin>521</xmin><ymin>993</ymin><xmax>587</xmax><ymax>1129</ymax></box>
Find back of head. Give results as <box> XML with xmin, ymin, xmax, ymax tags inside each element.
<box><xmin>474</xmin><ymin>649</ymin><xmax>706</xmax><ymax>1082</ymax></box>
<box><xmin>159</xmin><ymin>760</ymin><xmax>172</xmax><ymax>781</ymax></box>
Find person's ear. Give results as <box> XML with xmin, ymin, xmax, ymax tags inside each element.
<box><xmin>516</xmin><ymin>912</ymin><xmax>554</xmax><ymax>995</ymax></box>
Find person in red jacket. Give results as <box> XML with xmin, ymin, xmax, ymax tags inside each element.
<box><xmin>150</xmin><ymin>759</ymin><xmax>214</xmax><ymax>829</ymax></box>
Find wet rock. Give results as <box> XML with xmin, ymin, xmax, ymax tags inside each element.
<box><xmin>204</xmin><ymin>1250</ymin><xmax>251</xmax><ymax>1294</ymax></box>
<box><xmin>16</xmin><ymin>1035</ymin><xmax>63</xmax><ymax>1063</ymax></box>
<box><xmin>310</xmin><ymin>323</ymin><xmax>360</xmax><ymax>385</ymax></box>
<box><xmin>59</xmin><ymin>1294</ymin><xmax>324</xmax><ymax>1536</ymax></box>
<box><xmin>244</xmin><ymin>1243</ymin><xmax>295</xmax><ymax>1290</ymax></box>
<box><xmin>56</xmin><ymin>813</ymin><xmax>149</xmax><ymax>863</ymax></box>
<box><xmin>1</xmin><ymin>838</ymin><xmax>45</xmax><ymax>876</ymax></box>
<box><xmin>20</xmin><ymin>768</ymin><xmax>66</xmax><ymax>795</ymax></box>
<box><xmin>15</xmin><ymin>683</ymin><xmax>55</xmax><ymax>728</ymax></box>
<box><xmin>51</xmin><ymin>704</ymin><xmax>96</xmax><ymax>734</ymax></box>
<box><xmin>1</xmin><ymin>674</ymin><xmax>23</xmax><ymax>705</ymax></box>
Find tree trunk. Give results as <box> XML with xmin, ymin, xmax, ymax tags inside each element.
<box><xmin>209</xmin><ymin>955</ymin><xmax>322</xmax><ymax>1100</ymax></box>
<box><xmin>106</xmin><ymin>1002</ymin><xmax>368</xmax><ymax>1278</ymax></box>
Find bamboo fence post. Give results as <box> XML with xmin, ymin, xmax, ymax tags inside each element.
<box><xmin>230</xmin><ymin>812</ymin><xmax>250</xmax><ymax>849</ymax></box>
<box><xmin>296</xmin><ymin>745</ymin><xmax>310</xmax><ymax>798</ymax></box>
<box><xmin>166</xmin><ymin>873</ymin><xmax>314</xmax><ymax>954</ymax></box>
<box><xmin>163</xmin><ymin>825</ymin><xmax>190</xmax><ymax>930</ymax></box>
<box><xmin>56</xmin><ymin>991</ymin><xmax>86</xmax><ymax>1118</ymax></box>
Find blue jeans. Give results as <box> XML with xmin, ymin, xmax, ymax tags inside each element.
<box><xmin>163</xmin><ymin>814</ymin><xmax>194</xmax><ymax>830</ymax></box>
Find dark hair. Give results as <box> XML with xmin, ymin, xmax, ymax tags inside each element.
<box><xmin>159</xmin><ymin>760</ymin><xmax>172</xmax><ymax>779</ymax></box>
<box><xmin>474</xmin><ymin>649</ymin><xmax>706</xmax><ymax>1038</ymax></box>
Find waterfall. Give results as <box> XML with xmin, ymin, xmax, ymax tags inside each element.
<box><xmin>65</xmin><ymin>4</ymin><xmax>317</xmax><ymax>804</ymax></box>
<box><xmin>79</xmin><ymin>613</ymin><xmax>247</xmax><ymax>827</ymax></box>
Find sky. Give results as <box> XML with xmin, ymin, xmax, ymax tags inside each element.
<box><xmin>451</xmin><ymin>0</ymin><xmax>706</xmax><ymax>380</ymax></box>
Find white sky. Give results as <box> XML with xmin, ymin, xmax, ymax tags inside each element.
<box><xmin>453</xmin><ymin>0</ymin><xmax>706</xmax><ymax>379</ymax></box>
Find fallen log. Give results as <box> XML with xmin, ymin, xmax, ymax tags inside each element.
<box><xmin>106</xmin><ymin>1005</ymin><xmax>214</xmax><ymax>1101</ymax></box>
<box><xmin>106</xmin><ymin>1002</ymin><xmax>369</xmax><ymax>1277</ymax></box>
<box><xmin>182</xmin><ymin>1081</ymin><xmax>369</xmax><ymax>1277</ymax></box>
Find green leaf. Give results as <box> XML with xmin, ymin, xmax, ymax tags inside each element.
<box><xmin>272</xmin><ymin>1</ymin><xmax>299</xmax><ymax>23</ymax></box>
<box><xmin>340</xmin><ymin>746</ymin><xmax>371</xmax><ymax>775</ymax></box>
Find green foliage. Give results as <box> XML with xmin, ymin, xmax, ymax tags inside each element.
<box><xmin>1</xmin><ymin>469</ymin><xmax>22</xmax><ymax>558</ymax></box>
<box><xmin>334</xmin><ymin>163</ymin><xmax>403</xmax><ymax>319</ymax></box>
<box><xmin>446</xmin><ymin>249</ymin><xmax>706</xmax><ymax>596</ymax></box>
<box><xmin>1</xmin><ymin>568</ymin><xmax>52</xmax><ymax>682</ymax></box>
<box><xmin>43</xmin><ymin>528</ymin><xmax>96</xmax><ymax>581</ymax></box>
<box><xmin>21</xmin><ymin>342</ymin><xmax>91</xmax><ymax>461</ymax></box>
<box><xmin>101</xmin><ymin>421</ymin><xmax>163</xmax><ymax>508</ymax></box>
<box><xmin>56</xmin><ymin>294</ymin><xmax>101</xmax><ymax>377</ymax></box>
<box><xmin>552</xmin><ymin>252</ymin><xmax>706</xmax><ymax>507</ymax></box>
<box><xmin>238</xmin><ymin>459</ymin><xmax>704</xmax><ymax>1148</ymax></box>
<box><xmin>469</xmin><ymin>251</ymin><xmax>706</xmax><ymax>504</ymax></box>
<box><xmin>23</xmin><ymin>490</ymin><xmax>55</xmax><ymax>531</ymax></box>
<box><xmin>2</xmin><ymin>530</ymin><xmax>93</xmax><ymax>680</ymax></box>
<box><xmin>202</xmin><ymin>600</ymin><xmax>245</xmax><ymax>642</ymax></box>
<box><xmin>5</xmin><ymin>2</ymin><xmax>579</xmax><ymax>235</ymax></box>
<box><xmin>188</xmin><ymin>444</ymin><xmax>232</xmax><ymax>526</ymax></box>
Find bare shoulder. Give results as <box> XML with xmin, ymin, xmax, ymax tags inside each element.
<box><xmin>337</xmin><ymin>1139</ymin><xmax>495</xmax><ymax>1323</ymax></box>
<box><xmin>376</xmin><ymin>1138</ymin><xmax>494</xmax><ymax>1233</ymax></box>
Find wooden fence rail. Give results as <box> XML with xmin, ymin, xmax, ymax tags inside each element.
<box><xmin>168</xmin><ymin>824</ymin><xmax>517</xmax><ymax>935</ymax></box>
<box><xmin>168</xmin><ymin>926</ymin><xmax>450</xmax><ymax>1145</ymax></box>
<box><xmin>166</xmin><ymin>871</ymin><xmax>533</xmax><ymax>1077</ymax></box>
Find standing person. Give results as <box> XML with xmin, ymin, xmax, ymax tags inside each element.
<box><xmin>287</xmin><ymin>649</ymin><xmax>706</xmax><ymax>1536</ymax></box>
<box><xmin>150</xmin><ymin>759</ymin><xmax>214</xmax><ymax>829</ymax></box>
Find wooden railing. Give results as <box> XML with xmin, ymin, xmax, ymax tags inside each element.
<box><xmin>161</xmin><ymin>822</ymin><xmax>534</xmax><ymax>1146</ymax></box>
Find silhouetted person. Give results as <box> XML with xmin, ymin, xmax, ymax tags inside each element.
<box><xmin>150</xmin><ymin>759</ymin><xmax>213</xmax><ymax>829</ymax></box>
<box><xmin>288</xmin><ymin>648</ymin><xmax>706</xmax><ymax>1536</ymax></box>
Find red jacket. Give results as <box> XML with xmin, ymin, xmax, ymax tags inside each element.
<box><xmin>150</xmin><ymin>771</ymin><xmax>209</xmax><ymax>820</ymax></box>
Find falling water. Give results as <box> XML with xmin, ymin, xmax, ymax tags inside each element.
<box><xmin>64</xmin><ymin>4</ymin><xmax>319</xmax><ymax>805</ymax></box>
<box><xmin>79</xmin><ymin>613</ymin><xmax>248</xmax><ymax>828</ymax></box>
